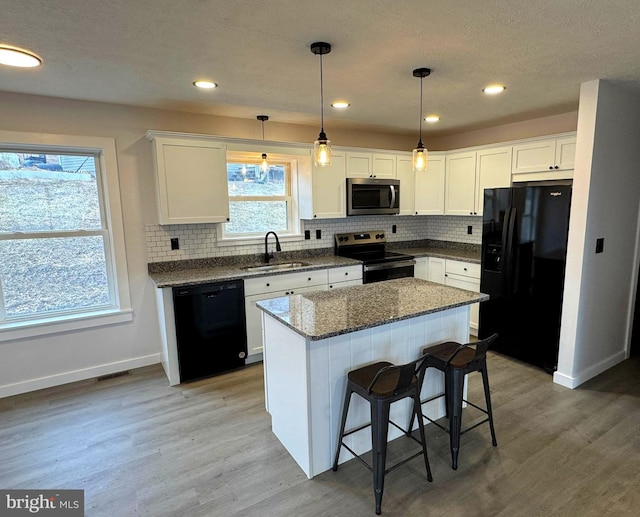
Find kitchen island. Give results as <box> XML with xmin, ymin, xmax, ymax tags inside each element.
<box><xmin>256</xmin><ymin>277</ymin><xmax>488</xmax><ymax>478</ymax></box>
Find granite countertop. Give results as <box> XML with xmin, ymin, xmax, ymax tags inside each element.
<box><xmin>256</xmin><ymin>277</ymin><xmax>489</xmax><ymax>341</ymax></box>
<box><xmin>148</xmin><ymin>240</ymin><xmax>481</xmax><ymax>288</ymax></box>
<box><xmin>148</xmin><ymin>253</ymin><xmax>360</xmax><ymax>288</ymax></box>
<box><xmin>389</xmin><ymin>240</ymin><xmax>481</xmax><ymax>263</ymax></box>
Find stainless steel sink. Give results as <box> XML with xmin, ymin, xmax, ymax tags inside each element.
<box><xmin>243</xmin><ymin>262</ymin><xmax>310</xmax><ymax>272</ymax></box>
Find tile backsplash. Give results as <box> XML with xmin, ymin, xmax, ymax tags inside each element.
<box><xmin>145</xmin><ymin>215</ymin><xmax>482</xmax><ymax>263</ymax></box>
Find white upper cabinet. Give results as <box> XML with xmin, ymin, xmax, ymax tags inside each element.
<box><xmin>346</xmin><ymin>151</ymin><xmax>396</xmax><ymax>178</ymax></box>
<box><xmin>445</xmin><ymin>151</ymin><xmax>477</xmax><ymax>215</ymax></box>
<box><xmin>555</xmin><ymin>137</ymin><xmax>576</xmax><ymax>170</ymax></box>
<box><xmin>414</xmin><ymin>154</ymin><xmax>445</xmax><ymax>215</ymax></box>
<box><xmin>396</xmin><ymin>155</ymin><xmax>415</xmax><ymax>216</ymax></box>
<box><xmin>512</xmin><ymin>136</ymin><xmax>576</xmax><ymax>175</ymax></box>
<box><xmin>301</xmin><ymin>151</ymin><xmax>347</xmax><ymax>219</ymax></box>
<box><xmin>475</xmin><ymin>146</ymin><xmax>512</xmax><ymax>214</ymax></box>
<box><xmin>151</xmin><ymin>136</ymin><xmax>229</xmax><ymax>225</ymax></box>
<box><xmin>445</xmin><ymin>147</ymin><xmax>511</xmax><ymax>216</ymax></box>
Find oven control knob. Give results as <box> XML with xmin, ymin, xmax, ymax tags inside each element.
<box><xmin>344</xmin><ymin>236</ymin><xmax>348</xmax><ymax>241</ymax></box>
<box><xmin>380</xmin><ymin>233</ymin><xmax>384</xmax><ymax>238</ymax></box>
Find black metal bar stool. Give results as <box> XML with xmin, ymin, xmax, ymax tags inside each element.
<box><xmin>332</xmin><ymin>355</ymin><xmax>433</xmax><ymax>515</ymax></box>
<box><xmin>413</xmin><ymin>333</ymin><xmax>498</xmax><ymax>470</ymax></box>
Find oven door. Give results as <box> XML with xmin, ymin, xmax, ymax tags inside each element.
<box><xmin>363</xmin><ymin>260</ymin><xmax>415</xmax><ymax>283</ymax></box>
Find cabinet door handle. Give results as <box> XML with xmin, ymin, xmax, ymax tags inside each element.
<box><xmin>266</xmin><ymin>283</ymin><xmax>270</xmax><ymax>287</ymax></box>
<box><xmin>549</xmin><ymin>166</ymin><xmax>554</xmax><ymax>170</ymax></box>
<box><xmin>345</xmin><ymin>272</ymin><xmax>348</xmax><ymax>276</ymax></box>
<box><xmin>308</xmin><ymin>277</ymin><xmax>311</xmax><ymax>281</ymax></box>
<box><xmin>291</xmin><ymin>290</ymin><xmax>294</xmax><ymax>294</ymax></box>
<box><xmin>554</xmin><ymin>165</ymin><xmax>559</xmax><ymax>169</ymax></box>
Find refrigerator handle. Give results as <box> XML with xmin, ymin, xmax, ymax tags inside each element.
<box><xmin>504</xmin><ymin>207</ymin><xmax>517</xmax><ymax>297</ymax></box>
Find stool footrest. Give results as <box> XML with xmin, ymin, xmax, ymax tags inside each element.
<box><xmin>337</xmin><ymin>434</ymin><xmax>429</xmax><ymax>477</ymax></box>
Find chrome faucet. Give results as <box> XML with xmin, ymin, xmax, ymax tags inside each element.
<box><xmin>264</xmin><ymin>231</ymin><xmax>282</xmax><ymax>263</ymax></box>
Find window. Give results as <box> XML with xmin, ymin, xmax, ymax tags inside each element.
<box><xmin>220</xmin><ymin>151</ymin><xmax>301</xmax><ymax>241</ymax></box>
<box><xmin>0</xmin><ymin>132</ymin><xmax>131</xmax><ymax>339</ymax></box>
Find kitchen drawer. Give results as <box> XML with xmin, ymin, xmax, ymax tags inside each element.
<box><xmin>328</xmin><ymin>278</ymin><xmax>363</xmax><ymax>289</ymax></box>
<box><xmin>328</xmin><ymin>265</ymin><xmax>362</xmax><ymax>284</ymax></box>
<box><xmin>445</xmin><ymin>260</ymin><xmax>480</xmax><ymax>279</ymax></box>
<box><xmin>244</xmin><ymin>269</ymin><xmax>328</xmax><ymax>296</ymax></box>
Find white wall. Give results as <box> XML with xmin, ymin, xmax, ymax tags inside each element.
<box><xmin>555</xmin><ymin>80</ymin><xmax>640</xmax><ymax>388</ymax></box>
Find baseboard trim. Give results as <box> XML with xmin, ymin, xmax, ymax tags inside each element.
<box><xmin>0</xmin><ymin>354</ymin><xmax>161</xmax><ymax>399</ymax></box>
<box><xmin>553</xmin><ymin>350</ymin><xmax>627</xmax><ymax>389</ymax></box>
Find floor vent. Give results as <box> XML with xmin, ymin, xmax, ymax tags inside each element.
<box><xmin>96</xmin><ymin>371</ymin><xmax>131</xmax><ymax>382</ymax></box>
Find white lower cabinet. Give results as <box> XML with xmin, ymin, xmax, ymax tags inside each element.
<box><xmin>328</xmin><ymin>264</ymin><xmax>363</xmax><ymax>289</ymax></box>
<box><xmin>444</xmin><ymin>260</ymin><xmax>481</xmax><ymax>335</ymax></box>
<box><xmin>421</xmin><ymin>257</ymin><xmax>479</xmax><ymax>334</ymax></box>
<box><xmin>428</xmin><ymin>257</ymin><xmax>446</xmax><ymax>284</ymax></box>
<box><xmin>414</xmin><ymin>257</ymin><xmax>428</xmax><ymax>280</ymax></box>
<box><xmin>244</xmin><ymin>266</ymin><xmax>362</xmax><ymax>362</ymax></box>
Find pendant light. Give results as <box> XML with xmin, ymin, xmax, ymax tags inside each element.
<box><xmin>310</xmin><ymin>42</ymin><xmax>332</xmax><ymax>167</ymax></box>
<box><xmin>257</xmin><ymin>115</ymin><xmax>269</xmax><ymax>172</ymax></box>
<box><xmin>412</xmin><ymin>68</ymin><xmax>431</xmax><ymax>172</ymax></box>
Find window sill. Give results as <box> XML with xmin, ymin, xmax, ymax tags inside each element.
<box><xmin>0</xmin><ymin>308</ymin><xmax>134</xmax><ymax>343</ymax></box>
<box><xmin>216</xmin><ymin>232</ymin><xmax>305</xmax><ymax>247</ymax></box>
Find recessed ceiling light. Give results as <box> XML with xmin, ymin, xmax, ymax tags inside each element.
<box><xmin>424</xmin><ymin>115</ymin><xmax>440</xmax><ymax>123</ymax></box>
<box><xmin>331</xmin><ymin>101</ymin><xmax>350</xmax><ymax>109</ymax></box>
<box><xmin>193</xmin><ymin>80</ymin><xmax>217</xmax><ymax>89</ymax></box>
<box><xmin>0</xmin><ymin>45</ymin><xmax>42</xmax><ymax>68</ymax></box>
<box><xmin>483</xmin><ymin>84</ymin><xmax>506</xmax><ymax>95</ymax></box>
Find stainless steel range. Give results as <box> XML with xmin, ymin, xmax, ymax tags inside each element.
<box><xmin>335</xmin><ymin>231</ymin><xmax>415</xmax><ymax>283</ymax></box>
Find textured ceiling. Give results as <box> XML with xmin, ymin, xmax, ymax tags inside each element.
<box><xmin>2</xmin><ymin>0</ymin><xmax>640</xmax><ymax>138</ymax></box>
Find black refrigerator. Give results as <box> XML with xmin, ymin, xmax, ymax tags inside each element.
<box><xmin>478</xmin><ymin>184</ymin><xmax>572</xmax><ymax>372</ymax></box>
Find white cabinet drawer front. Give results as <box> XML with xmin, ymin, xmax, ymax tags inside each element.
<box><xmin>445</xmin><ymin>260</ymin><xmax>480</xmax><ymax>279</ymax></box>
<box><xmin>328</xmin><ymin>279</ymin><xmax>363</xmax><ymax>289</ymax></box>
<box><xmin>244</xmin><ymin>269</ymin><xmax>328</xmax><ymax>296</ymax></box>
<box><xmin>445</xmin><ymin>274</ymin><xmax>480</xmax><ymax>292</ymax></box>
<box><xmin>328</xmin><ymin>265</ymin><xmax>362</xmax><ymax>283</ymax></box>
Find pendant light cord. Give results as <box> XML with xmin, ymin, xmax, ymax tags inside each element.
<box><xmin>418</xmin><ymin>76</ymin><xmax>424</xmax><ymax>145</ymax></box>
<box><xmin>261</xmin><ymin>120</ymin><xmax>265</xmax><ymax>141</ymax></box>
<box><xmin>319</xmin><ymin>52</ymin><xmax>325</xmax><ymax>134</ymax></box>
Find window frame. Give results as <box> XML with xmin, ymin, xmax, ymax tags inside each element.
<box><xmin>0</xmin><ymin>131</ymin><xmax>132</xmax><ymax>342</ymax></box>
<box><xmin>217</xmin><ymin>150</ymin><xmax>304</xmax><ymax>245</ymax></box>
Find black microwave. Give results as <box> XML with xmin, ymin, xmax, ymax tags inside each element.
<box><xmin>346</xmin><ymin>178</ymin><xmax>400</xmax><ymax>216</ymax></box>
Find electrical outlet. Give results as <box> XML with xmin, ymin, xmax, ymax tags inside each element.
<box><xmin>467</xmin><ymin>225</ymin><xmax>473</xmax><ymax>235</ymax></box>
<box><xmin>316</xmin><ymin>229</ymin><xmax>322</xmax><ymax>239</ymax></box>
<box><xmin>304</xmin><ymin>230</ymin><xmax>311</xmax><ymax>240</ymax></box>
<box><xmin>596</xmin><ymin>237</ymin><xmax>604</xmax><ymax>253</ymax></box>
<box><xmin>392</xmin><ymin>224</ymin><xmax>397</xmax><ymax>234</ymax></box>
<box><xmin>170</xmin><ymin>237</ymin><xmax>179</xmax><ymax>250</ymax></box>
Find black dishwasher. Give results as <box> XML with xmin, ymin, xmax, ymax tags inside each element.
<box><xmin>173</xmin><ymin>280</ymin><xmax>247</xmax><ymax>382</ymax></box>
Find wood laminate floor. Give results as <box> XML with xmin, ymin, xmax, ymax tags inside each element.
<box><xmin>1</xmin><ymin>353</ymin><xmax>640</xmax><ymax>517</ymax></box>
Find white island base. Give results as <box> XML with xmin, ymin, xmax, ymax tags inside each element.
<box><xmin>262</xmin><ymin>305</ymin><xmax>470</xmax><ymax>479</ymax></box>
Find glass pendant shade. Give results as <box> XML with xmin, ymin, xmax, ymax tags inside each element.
<box><xmin>413</xmin><ymin>141</ymin><xmax>428</xmax><ymax>172</ymax></box>
<box><xmin>260</xmin><ymin>153</ymin><xmax>268</xmax><ymax>172</ymax></box>
<box><xmin>311</xmin><ymin>42</ymin><xmax>333</xmax><ymax>168</ymax></box>
<box><xmin>412</xmin><ymin>67</ymin><xmax>431</xmax><ymax>172</ymax></box>
<box><xmin>314</xmin><ymin>131</ymin><xmax>332</xmax><ymax>167</ymax></box>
